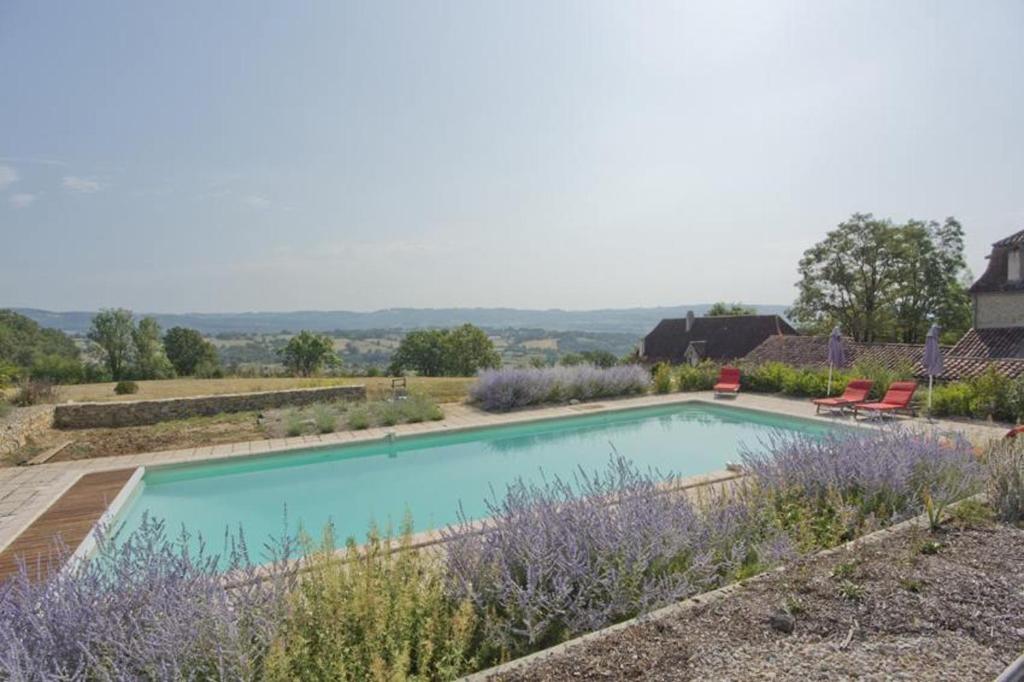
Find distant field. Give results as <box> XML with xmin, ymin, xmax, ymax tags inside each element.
<box><xmin>22</xmin><ymin>376</ymin><xmax>474</xmax><ymax>405</ymax></box>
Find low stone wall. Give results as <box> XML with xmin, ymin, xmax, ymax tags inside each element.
<box><xmin>53</xmin><ymin>385</ymin><xmax>366</xmax><ymax>429</ymax></box>
<box><xmin>0</xmin><ymin>405</ymin><xmax>55</xmax><ymax>455</ymax></box>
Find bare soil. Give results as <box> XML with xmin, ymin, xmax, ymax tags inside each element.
<box><xmin>493</xmin><ymin>521</ymin><xmax>1024</xmax><ymax>681</ymax></box>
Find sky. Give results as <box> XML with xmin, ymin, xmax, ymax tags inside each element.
<box><xmin>2</xmin><ymin>0</ymin><xmax>1023</xmax><ymax>313</ymax></box>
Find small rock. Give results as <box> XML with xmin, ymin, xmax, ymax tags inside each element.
<box><xmin>768</xmin><ymin>612</ymin><xmax>796</xmax><ymax>634</ymax></box>
<box><xmin>569</xmin><ymin>399</ymin><xmax>581</xmax><ymax>405</ymax></box>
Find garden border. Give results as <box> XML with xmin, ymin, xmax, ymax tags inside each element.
<box><xmin>458</xmin><ymin>493</ymin><xmax>990</xmax><ymax>681</ymax></box>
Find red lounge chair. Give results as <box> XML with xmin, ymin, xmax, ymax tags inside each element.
<box><xmin>854</xmin><ymin>381</ymin><xmax>918</xmax><ymax>419</ymax></box>
<box><xmin>1005</xmin><ymin>425</ymin><xmax>1024</xmax><ymax>439</ymax></box>
<box><xmin>714</xmin><ymin>366</ymin><xmax>741</xmax><ymax>396</ymax></box>
<box><xmin>812</xmin><ymin>379</ymin><xmax>874</xmax><ymax>414</ymax></box>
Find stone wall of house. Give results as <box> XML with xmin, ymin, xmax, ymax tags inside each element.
<box><xmin>0</xmin><ymin>405</ymin><xmax>55</xmax><ymax>455</ymax></box>
<box><xmin>53</xmin><ymin>385</ymin><xmax>366</xmax><ymax>429</ymax></box>
<box><xmin>974</xmin><ymin>292</ymin><xmax>1024</xmax><ymax>329</ymax></box>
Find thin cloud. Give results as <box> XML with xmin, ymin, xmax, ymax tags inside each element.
<box><xmin>62</xmin><ymin>175</ymin><xmax>104</xmax><ymax>193</ymax></box>
<box><xmin>0</xmin><ymin>165</ymin><xmax>17</xmax><ymax>189</ymax></box>
<box><xmin>9</xmin><ymin>193</ymin><xmax>38</xmax><ymax>208</ymax></box>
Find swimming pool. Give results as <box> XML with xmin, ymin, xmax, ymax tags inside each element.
<box><xmin>113</xmin><ymin>402</ymin><xmax>836</xmax><ymax>556</ymax></box>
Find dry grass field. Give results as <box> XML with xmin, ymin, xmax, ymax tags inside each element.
<box><xmin>7</xmin><ymin>376</ymin><xmax>474</xmax><ymax>405</ymax></box>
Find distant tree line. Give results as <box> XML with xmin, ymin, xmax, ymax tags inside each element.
<box><xmin>0</xmin><ymin>308</ymin><xmax>227</xmax><ymax>387</ymax></box>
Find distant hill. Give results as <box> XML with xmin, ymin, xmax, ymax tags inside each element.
<box><xmin>10</xmin><ymin>305</ymin><xmax>790</xmax><ymax>336</ymax></box>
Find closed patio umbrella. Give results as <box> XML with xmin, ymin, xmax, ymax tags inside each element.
<box><xmin>827</xmin><ymin>327</ymin><xmax>845</xmax><ymax>396</ymax></box>
<box><xmin>923</xmin><ymin>323</ymin><xmax>943</xmax><ymax>411</ymax></box>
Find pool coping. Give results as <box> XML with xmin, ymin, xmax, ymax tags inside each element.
<box><xmin>87</xmin><ymin>397</ymin><xmax>799</xmax><ymax>569</ymax></box>
<box><xmin>0</xmin><ymin>391</ymin><xmax>1006</xmax><ymax>558</ymax></box>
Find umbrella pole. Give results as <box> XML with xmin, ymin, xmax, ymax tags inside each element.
<box><xmin>827</xmin><ymin>364</ymin><xmax>833</xmax><ymax>396</ymax></box>
<box><xmin>928</xmin><ymin>374</ymin><xmax>934</xmax><ymax>409</ymax></box>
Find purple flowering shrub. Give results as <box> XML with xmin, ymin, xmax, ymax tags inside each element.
<box><xmin>441</xmin><ymin>456</ymin><xmax>789</xmax><ymax>660</ymax></box>
<box><xmin>0</xmin><ymin>516</ymin><xmax>292</xmax><ymax>680</ymax></box>
<box><xmin>469</xmin><ymin>365</ymin><xmax>650</xmax><ymax>411</ymax></box>
<box><xmin>741</xmin><ymin>427</ymin><xmax>982</xmax><ymax>545</ymax></box>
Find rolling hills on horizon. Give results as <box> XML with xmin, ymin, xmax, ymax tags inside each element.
<box><xmin>11</xmin><ymin>304</ymin><xmax>790</xmax><ymax>336</ymax></box>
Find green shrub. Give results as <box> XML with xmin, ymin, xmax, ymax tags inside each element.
<box><xmin>285</xmin><ymin>409</ymin><xmax>304</xmax><ymax>437</ymax></box>
<box><xmin>742</xmin><ymin>362</ymin><xmax>790</xmax><ymax>393</ymax></box>
<box><xmin>929</xmin><ymin>382</ymin><xmax>974</xmax><ymax>418</ymax></box>
<box><xmin>401</xmin><ymin>394</ymin><xmax>443</xmax><ymax>423</ymax></box>
<box><xmin>30</xmin><ymin>354</ymin><xmax>85</xmax><ymax>384</ymax></box>
<box><xmin>0</xmin><ymin>401</ymin><xmax>11</xmax><ymax>419</ymax></box>
<box><xmin>780</xmin><ymin>368</ymin><xmax>832</xmax><ymax>397</ymax></box>
<box><xmin>968</xmin><ymin>367</ymin><xmax>1014</xmax><ymax>421</ymax></box>
<box><xmin>114</xmin><ymin>380</ymin><xmax>139</xmax><ymax>396</ymax></box>
<box><xmin>676</xmin><ymin>362</ymin><xmax>718</xmax><ymax>392</ymax></box>
<box><xmin>347</xmin><ymin>405</ymin><xmax>371</xmax><ymax>430</ymax></box>
<box><xmin>652</xmin><ymin>363</ymin><xmax>672</xmax><ymax>394</ymax></box>
<box><xmin>374</xmin><ymin>401</ymin><xmax>403</xmax><ymax>427</ymax></box>
<box><xmin>265</xmin><ymin>522</ymin><xmax>478</xmax><ymax>681</ymax></box>
<box><xmin>0</xmin><ymin>360</ymin><xmax>20</xmax><ymax>389</ymax></box>
<box><xmin>312</xmin><ymin>403</ymin><xmax>338</xmax><ymax>434</ymax></box>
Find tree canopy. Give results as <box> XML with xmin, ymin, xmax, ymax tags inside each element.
<box><xmin>280</xmin><ymin>331</ymin><xmax>339</xmax><ymax>376</ymax></box>
<box><xmin>389</xmin><ymin>324</ymin><xmax>500</xmax><ymax>377</ymax></box>
<box><xmin>87</xmin><ymin>309</ymin><xmax>136</xmax><ymax>381</ymax></box>
<box><xmin>789</xmin><ymin>214</ymin><xmax>971</xmax><ymax>343</ymax></box>
<box><xmin>0</xmin><ymin>310</ymin><xmax>82</xmax><ymax>385</ymax></box>
<box><xmin>164</xmin><ymin>327</ymin><xmax>220</xmax><ymax>376</ymax></box>
<box><xmin>706</xmin><ymin>302</ymin><xmax>757</xmax><ymax>317</ymax></box>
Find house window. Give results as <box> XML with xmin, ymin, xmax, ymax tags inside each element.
<box><xmin>1010</xmin><ymin>248</ymin><xmax>1022</xmax><ymax>282</ymax></box>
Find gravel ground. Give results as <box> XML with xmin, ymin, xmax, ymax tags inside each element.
<box><xmin>491</xmin><ymin>521</ymin><xmax>1024</xmax><ymax>681</ymax></box>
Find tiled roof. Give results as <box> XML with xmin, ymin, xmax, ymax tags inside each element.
<box><xmin>949</xmin><ymin>327</ymin><xmax>1024</xmax><ymax>358</ymax></box>
<box><xmin>969</xmin><ymin>229</ymin><xmax>1024</xmax><ymax>293</ymax></box>
<box><xmin>742</xmin><ymin>334</ymin><xmax>1024</xmax><ymax>381</ymax></box>
<box><xmin>642</xmin><ymin>315</ymin><xmax>797</xmax><ymax>364</ymax></box>
<box><xmin>993</xmin><ymin>229</ymin><xmax>1024</xmax><ymax>248</ymax></box>
<box><xmin>743</xmin><ymin>335</ymin><xmax>929</xmax><ymax>371</ymax></box>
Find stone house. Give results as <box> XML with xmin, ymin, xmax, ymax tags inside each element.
<box><xmin>956</xmin><ymin>229</ymin><xmax>1024</xmax><ymax>357</ymax></box>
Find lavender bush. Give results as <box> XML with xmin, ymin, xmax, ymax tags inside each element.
<box><xmin>441</xmin><ymin>456</ymin><xmax>787</xmax><ymax>660</ymax></box>
<box><xmin>0</xmin><ymin>517</ymin><xmax>292</xmax><ymax>680</ymax></box>
<box><xmin>469</xmin><ymin>364</ymin><xmax>650</xmax><ymax>411</ymax></box>
<box><xmin>741</xmin><ymin>427</ymin><xmax>982</xmax><ymax>543</ymax></box>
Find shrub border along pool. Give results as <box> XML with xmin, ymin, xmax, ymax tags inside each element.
<box><xmin>29</xmin><ymin>393</ymin><xmax>880</xmax><ymax>569</ymax></box>
<box><xmin>457</xmin><ymin>493</ymin><xmax>992</xmax><ymax>682</ymax></box>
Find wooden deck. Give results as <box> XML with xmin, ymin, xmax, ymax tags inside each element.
<box><xmin>0</xmin><ymin>468</ymin><xmax>135</xmax><ymax>583</ymax></box>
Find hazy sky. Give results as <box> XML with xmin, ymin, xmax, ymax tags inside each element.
<box><xmin>2</xmin><ymin>1</ymin><xmax>1022</xmax><ymax>313</ymax></box>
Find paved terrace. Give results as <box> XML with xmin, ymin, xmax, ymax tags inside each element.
<box><xmin>0</xmin><ymin>392</ymin><xmax>1009</xmax><ymax>563</ymax></box>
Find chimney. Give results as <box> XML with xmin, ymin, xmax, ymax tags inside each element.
<box><xmin>686</xmin><ymin>310</ymin><xmax>695</xmax><ymax>332</ymax></box>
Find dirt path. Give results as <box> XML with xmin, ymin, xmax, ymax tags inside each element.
<box><xmin>493</xmin><ymin>522</ymin><xmax>1024</xmax><ymax>681</ymax></box>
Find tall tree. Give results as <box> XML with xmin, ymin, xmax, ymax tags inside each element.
<box><xmin>389</xmin><ymin>324</ymin><xmax>500</xmax><ymax>376</ymax></box>
<box><xmin>890</xmin><ymin>218</ymin><xmax>971</xmax><ymax>343</ymax></box>
<box><xmin>790</xmin><ymin>214</ymin><xmax>971</xmax><ymax>342</ymax></box>
<box><xmin>164</xmin><ymin>327</ymin><xmax>220</xmax><ymax>376</ymax></box>
<box><xmin>706</xmin><ymin>302</ymin><xmax>757</xmax><ymax>316</ymax></box>
<box><xmin>281</xmin><ymin>331</ymin><xmax>338</xmax><ymax>376</ymax></box>
<box><xmin>87</xmin><ymin>309</ymin><xmax>136</xmax><ymax>380</ymax></box>
<box><xmin>443</xmin><ymin>324</ymin><xmax>501</xmax><ymax>376</ymax></box>
<box><xmin>132</xmin><ymin>317</ymin><xmax>175</xmax><ymax>379</ymax></box>
<box><xmin>388</xmin><ymin>330</ymin><xmax>448</xmax><ymax>377</ymax></box>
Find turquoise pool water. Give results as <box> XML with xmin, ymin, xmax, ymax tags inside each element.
<box><xmin>115</xmin><ymin>403</ymin><xmax>834</xmax><ymax>556</ymax></box>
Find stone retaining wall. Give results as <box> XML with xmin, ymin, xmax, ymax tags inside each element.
<box><xmin>53</xmin><ymin>385</ymin><xmax>366</xmax><ymax>429</ymax></box>
<box><xmin>0</xmin><ymin>405</ymin><xmax>55</xmax><ymax>455</ymax></box>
